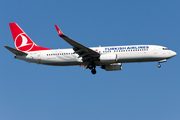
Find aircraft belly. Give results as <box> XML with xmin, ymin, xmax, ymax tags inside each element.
<box><xmin>40</xmin><ymin>55</ymin><xmax>83</xmax><ymax>66</ymax></box>
<box><xmin>16</xmin><ymin>55</ymin><xmax>39</xmax><ymax>63</ymax></box>
<box><xmin>116</xmin><ymin>53</ymin><xmax>166</xmax><ymax>63</ymax></box>
<box><xmin>41</xmin><ymin>62</ymin><xmax>82</xmax><ymax>66</ymax></box>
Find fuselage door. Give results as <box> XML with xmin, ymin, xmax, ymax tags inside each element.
<box><xmin>154</xmin><ymin>48</ymin><xmax>158</xmax><ymax>54</ymax></box>
<box><xmin>37</xmin><ymin>53</ymin><xmax>41</xmax><ymax>63</ymax></box>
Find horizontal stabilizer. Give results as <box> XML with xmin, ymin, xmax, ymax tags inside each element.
<box><xmin>4</xmin><ymin>46</ymin><xmax>28</xmax><ymax>55</ymax></box>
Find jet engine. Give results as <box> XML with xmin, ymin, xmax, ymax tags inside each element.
<box><xmin>101</xmin><ymin>63</ymin><xmax>122</xmax><ymax>71</ymax></box>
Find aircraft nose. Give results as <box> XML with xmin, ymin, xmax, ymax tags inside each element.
<box><xmin>171</xmin><ymin>50</ymin><xmax>177</xmax><ymax>57</ymax></box>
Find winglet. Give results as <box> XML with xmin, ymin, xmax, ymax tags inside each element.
<box><xmin>55</xmin><ymin>25</ymin><xmax>65</xmax><ymax>37</ymax></box>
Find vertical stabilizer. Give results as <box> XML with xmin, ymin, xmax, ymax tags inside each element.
<box><xmin>9</xmin><ymin>23</ymin><xmax>51</xmax><ymax>52</ymax></box>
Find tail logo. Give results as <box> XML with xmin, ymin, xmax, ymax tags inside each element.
<box><xmin>15</xmin><ymin>33</ymin><xmax>34</xmax><ymax>51</ymax></box>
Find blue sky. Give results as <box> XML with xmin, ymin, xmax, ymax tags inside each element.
<box><xmin>0</xmin><ymin>0</ymin><xmax>180</xmax><ymax>120</ymax></box>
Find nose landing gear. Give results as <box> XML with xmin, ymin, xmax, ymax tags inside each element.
<box><xmin>157</xmin><ymin>59</ymin><xmax>167</xmax><ymax>68</ymax></box>
<box><xmin>158</xmin><ymin>64</ymin><xmax>161</xmax><ymax>68</ymax></box>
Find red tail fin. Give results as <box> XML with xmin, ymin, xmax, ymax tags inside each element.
<box><xmin>9</xmin><ymin>23</ymin><xmax>51</xmax><ymax>52</ymax></box>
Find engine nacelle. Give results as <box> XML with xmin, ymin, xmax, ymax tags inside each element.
<box><xmin>102</xmin><ymin>63</ymin><xmax>122</xmax><ymax>71</ymax></box>
<box><xmin>100</xmin><ymin>54</ymin><xmax>117</xmax><ymax>62</ymax></box>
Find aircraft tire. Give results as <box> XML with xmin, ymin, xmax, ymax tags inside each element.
<box><xmin>158</xmin><ymin>64</ymin><xmax>161</xmax><ymax>68</ymax></box>
<box><xmin>88</xmin><ymin>64</ymin><xmax>93</xmax><ymax>69</ymax></box>
<box><xmin>91</xmin><ymin>69</ymin><xmax>96</xmax><ymax>74</ymax></box>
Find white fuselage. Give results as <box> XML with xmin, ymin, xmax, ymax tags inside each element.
<box><xmin>16</xmin><ymin>45</ymin><xmax>176</xmax><ymax>66</ymax></box>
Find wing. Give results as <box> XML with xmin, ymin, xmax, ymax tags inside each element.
<box><xmin>55</xmin><ymin>25</ymin><xmax>100</xmax><ymax>61</ymax></box>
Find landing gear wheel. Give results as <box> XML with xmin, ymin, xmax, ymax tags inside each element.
<box><xmin>88</xmin><ymin>64</ymin><xmax>93</xmax><ymax>69</ymax></box>
<box><xmin>91</xmin><ymin>69</ymin><xmax>96</xmax><ymax>75</ymax></box>
<box><xmin>158</xmin><ymin>64</ymin><xmax>161</xmax><ymax>68</ymax></box>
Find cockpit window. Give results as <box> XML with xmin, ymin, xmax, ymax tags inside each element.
<box><xmin>162</xmin><ymin>48</ymin><xmax>169</xmax><ymax>50</ymax></box>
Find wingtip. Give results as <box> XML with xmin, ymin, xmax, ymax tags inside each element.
<box><xmin>55</xmin><ymin>25</ymin><xmax>65</xmax><ymax>37</ymax></box>
<box><xmin>4</xmin><ymin>45</ymin><xmax>9</xmax><ymax>49</ymax></box>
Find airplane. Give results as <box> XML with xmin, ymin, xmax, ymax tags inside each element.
<box><xmin>4</xmin><ymin>23</ymin><xmax>177</xmax><ymax>74</ymax></box>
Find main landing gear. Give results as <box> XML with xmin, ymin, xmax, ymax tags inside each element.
<box><xmin>88</xmin><ymin>63</ymin><xmax>97</xmax><ymax>75</ymax></box>
<box><xmin>91</xmin><ymin>69</ymin><xmax>96</xmax><ymax>74</ymax></box>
